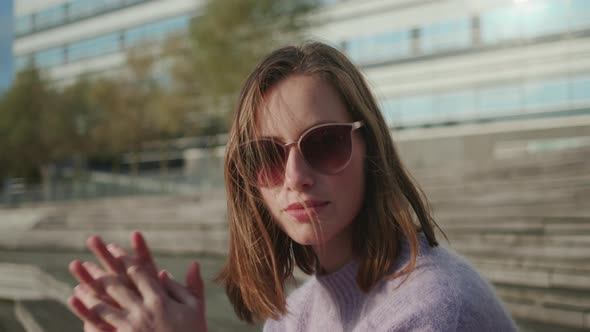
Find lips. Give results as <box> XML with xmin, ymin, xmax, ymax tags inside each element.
<box><xmin>285</xmin><ymin>200</ymin><xmax>330</xmax><ymax>211</ymax></box>
<box><xmin>284</xmin><ymin>200</ymin><xmax>330</xmax><ymax>222</ymax></box>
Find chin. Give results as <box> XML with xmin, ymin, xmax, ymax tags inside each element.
<box><xmin>289</xmin><ymin>234</ymin><xmax>319</xmax><ymax>246</ymax></box>
<box><xmin>288</xmin><ymin>229</ymin><xmax>332</xmax><ymax>246</ymax></box>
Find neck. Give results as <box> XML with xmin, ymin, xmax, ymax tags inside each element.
<box><xmin>312</xmin><ymin>225</ymin><xmax>355</xmax><ymax>274</ymax></box>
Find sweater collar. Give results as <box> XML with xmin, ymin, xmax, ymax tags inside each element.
<box><xmin>315</xmin><ymin>258</ymin><xmax>364</xmax><ymax>322</ymax></box>
<box><xmin>313</xmin><ymin>233</ymin><xmax>429</xmax><ymax>300</ymax></box>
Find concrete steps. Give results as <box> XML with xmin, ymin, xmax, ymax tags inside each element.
<box><xmin>415</xmin><ymin>144</ymin><xmax>590</xmax><ymax>330</ymax></box>
<box><xmin>0</xmin><ymin>300</ymin><xmax>27</xmax><ymax>332</ymax></box>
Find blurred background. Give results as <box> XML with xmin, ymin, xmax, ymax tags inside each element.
<box><xmin>0</xmin><ymin>0</ymin><xmax>589</xmax><ymax>331</ymax></box>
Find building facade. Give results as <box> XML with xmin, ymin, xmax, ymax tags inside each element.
<box><xmin>12</xmin><ymin>0</ymin><xmax>590</xmax><ymax>130</ymax></box>
<box><xmin>312</xmin><ymin>0</ymin><xmax>590</xmax><ymax>130</ymax></box>
<box><xmin>13</xmin><ymin>0</ymin><xmax>201</xmax><ymax>86</ymax></box>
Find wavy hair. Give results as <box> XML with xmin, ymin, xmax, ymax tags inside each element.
<box><xmin>216</xmin><ymin>41</ymin><xmax>442</xmax><ymax>323</ymax></box>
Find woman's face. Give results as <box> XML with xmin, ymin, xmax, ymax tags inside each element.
<box><xmin>256</xmin><ymin>75</ymin><xmax>366</xmax><ymax>247</ymax></box>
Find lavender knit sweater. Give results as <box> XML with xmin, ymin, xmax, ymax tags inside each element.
<box><xmin>264</xmin><ymin>234</ymin><xmax>517</xmax><ymax>332</ymax></box>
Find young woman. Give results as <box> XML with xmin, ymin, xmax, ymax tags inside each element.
<box><xmin>68</xmin><ymin>42</ymin><xmax>518</xmax><ymax>331</ymax></box>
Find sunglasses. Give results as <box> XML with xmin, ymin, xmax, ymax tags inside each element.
<box><xmin>243</xmin><ymin>121</ymin><xmax>364</xmax><ymax>184</ymax></box>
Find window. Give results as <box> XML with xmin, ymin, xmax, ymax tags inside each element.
<box><xmin>571</xmin><ymin>74</ymin><xmax>590</xmax><ymax>104</ymax></box>
<box><xmin>35</xmin><ymin>48</ymin><xmax>65</xmax><ymax>68</ymax></box>
<box><xmin>421</xmin><ymin>17</ymin><xmax>471</xmax><ymax>53</ymax></box>
<box><xmin>15</xmin><ymin>15</ymin><xmax>33</xmax><ymax>35</ymax></box>
<box><xmin>124</xmin><ymin>16</ymin><xmax>190</xmax><ymax>48</ymax></box>
<box><xmin>570</xmin><ymin>0</ymin><xmax>590</xmax><ymax>31</ymax></box>
<box><xmin>69</xmin><ymin>0</ymin><xmax>101</xmax><ymax>20</ymax></box>
<box><xmin>103</xmin><ymin>0</ymin><xmax>123</xmax><ymax>11</ymax></box>
<box><xmin>36</xmin><ymin>5</ymin><xmax>66</xmax><ymax>30</ymax></box>
<box><xmin>67</xmin><ymin>33</ymin><xmax>121</xmax><ymax>62</ymax></box>
<box><xmin>478</xmin><ymin>84</ymin><xmax>522</xmax><ymax>115</ymax></box>
<box><xmin>436</xmin><ymin>89</ymin><xmax>476</xmax><ymax>120</ymax></box>
<box><xmin>523</xmin><ymin>77</ymin><xmax>568</xmax><ymax>109</ymax></box>
<box><xmin>380</xmin><ymin>98</ymin><xmax>403</xmax><ymax>126</ymax></box>
<box><xmin>399</xmin><ymin>95</ymin><xmax>435</xmax><ymax>123</ymax></box>
<box><xmin>480</xmin><ymin>6</ymin><xmax>522</xmax><ymax>44</ymax></box>
<box><xmin>522</xmin><ymin>0</ymin><xmax>568</xmax><ymax>38</ymax></box>
<box><xmin>347</xmin><ymin>30</ymin><xmax>411</xmax><ymax>65</ymax></box>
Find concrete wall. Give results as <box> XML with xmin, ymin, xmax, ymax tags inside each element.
<box><xmin>393</xmin><ymin>114</ymin><xmax>590</xmax><ymax>170</ymax></box>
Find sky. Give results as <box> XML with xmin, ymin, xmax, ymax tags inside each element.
<box><xmin>0</xmin><ymin>0</ymin><xmax>13</xmax><ymax>94</ymax></box>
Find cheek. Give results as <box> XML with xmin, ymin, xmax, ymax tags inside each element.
<box><xmin>256</xmin><ymin>168</ymin><xmax>284</xmax><ymax>188</ymax></box>
<box><xmin>259</xmin><ymin>187</ymin><xmax>280</xmax><ymax>214</ymax></box>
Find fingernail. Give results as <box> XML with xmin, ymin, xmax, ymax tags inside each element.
<box><xmin>75</xmin><ymin>284</ymin><xmax>88</xmax><ymax>293</ymax></box>
<box><xmin>165</xmin><ymin>270</ymin><xmax>174</xmax><ymax>280</ymax></box>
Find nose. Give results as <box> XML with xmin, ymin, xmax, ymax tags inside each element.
<box><xmin>284</xmin><ymin>145</ymin><xmax>314</xmax><ymax>191</ymax></box>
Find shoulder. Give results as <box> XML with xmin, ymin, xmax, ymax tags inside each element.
<box><xmin>426</xmin><ymin>245</ymin><xmax>517</xmax><ymax>331</ymax></box>
<box><xmin>366</xmin><ymin>238</ymin><xmax>517</xmax><ymax>331</ymax></box>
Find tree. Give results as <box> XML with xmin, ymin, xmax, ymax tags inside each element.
<box><xmin>86</xmin><ymin>47</ymin><xmax>166</xmax><ymax>177</ymax></box>
<box><xmin>168</xmin><ymin>0</ymin><xmax>319</xmax><ymax>134</ymax></box>
<box><xmin>0</xmin><ymin>65</ymin><xmax>110</xmax><ymax>192</ymax></box>
<box><xmin>0</xmin><ymin>68</ymin><xmax>54</xmax><ymax>177</ymax></box>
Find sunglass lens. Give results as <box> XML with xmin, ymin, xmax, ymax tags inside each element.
<box><xmin>254</xmin><ymin>140</ymin><xmax>286</xmax><ymax>186</ymax></box>
<box><xmin>301</xmin><ymin>125</ymin><xmax>352</xmax><ymax>173</ymax></box>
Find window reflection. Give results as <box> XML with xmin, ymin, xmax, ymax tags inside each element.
<box><xmin>523</xmin><ymin>78</ymin><xmax>568</xmax><ymax>109</ymax></box>
<box><xmin>347</xmin><ymin>30</ymin><xmax>411</xmax><ymax>64</ymax></box>
<box><xmin>381</xmin><ymin>73</ymin><xmax>590</xmax><ymax>127</ymax></box>
<box><xmin>421</xmin><ymin>17</ymin><xmax>471</xmax><ymax>53</ymax></box>
<box><xmin>35</xmin><ymin>48</ymin><xmax>65</xmax><ymax>68</ymax></box>
<box><xmin>571</xmin><ymin>0</ymin><xmax>590</xmax><ymax>31</ymax></box>
<box><xmin>480</xmin><ymin>6</ymin><xmax>522</xmax><ymax>44</ymax></box>
<box><xmin>399</xmin><ymin>95</ymin><xmax>435</xmax><ymax>123</ymax></box>
<box><xmin>124</xmin><ymin>16</ymin><xmax>190</xmax><ymax>48</ymax></box>
<box><xmin>22</xmin><ymin>15</ymin><xmax>190</xmax><ymax>68</ymax></box>
<box><xmin>15</xmin><ymin>0</ymin><xmax>149</xmax><ymax>34</ymax></box>
<box><xmin>67</xmin><ymin>34</ymin><xmax>121</xmax><ymax>62</ymax></box>
<box><xmin>15</xmin><ymin>16</ymin><xmax>33</xmax><ymax>35</ymax></box>
<box><xmin>437</xmin><ymin>90</ymin><xmax>476</xmax><ymax>119</ymax></box>
<box><xmin>571</xmin><ymin>75</ymin><xmax>590</xmax><ymax>104</ymax></box>
<box><xmin>36</xmin><ymin>6</ymin><xmax>66</xmax><ymax>30</ymax></box>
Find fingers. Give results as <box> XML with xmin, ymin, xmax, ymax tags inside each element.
<box><xmin>91</xmin><ymin>238</ymin><xmax>163</xmax><ymax>304</ymax></box>
<box><xmin>159</xmin><ymin>270</ymin><xmax>197</xmax><ymax>306</ymax></box>
<box><xmin>69</xmin><ymin>260</ymin><xmax>120</xmax><ymax>309</ymax></box>
<box><xmin>84</xmin><ymin>321</ymin><xmax>108</xmax><ymax>332</ymax></box>
<box><xmin>83</xmin><ymin>261</ymin><xmax>108</xmax><ymax>279</ymax></box>
<box><xmin>131</xmin><ymin>231</ymin><xmax>159</xmax><ymax>278</ymax></box>
<box><xmin>70</xmin><ymin>284</ymin><xmax>129</xmax><ymax>328</ymax></box>
<box><xmin>87</xmin><ymin>236</ymin><xmax>125</xmax><ymax>274</ymax></box>
<box><xmin>106</xmin><ymin>243</ymin><xmax>137</xmax><ymax>275</ymax></box>
<box><xmin>69</xmin><ymin>260</ymin><xmax>104</xmax><ymax>295</ymax></box>
<box><xmin>186</xmin><ymin>261</ymin><xmax>205</xmax><ymax>300</ymax></box>
<box><xmin>69</xmin><ymin>293</ymin><xmax>112</xmax><ymax>331</ymax></box>
<box><xmin>126</xmin><ymin>264</ymin><xmax>167</xmax><ymax>304</ymax></box>
<box><xmin>79</xmin><ymin>261</ymin><xmax>143</xmax><ymax>308</ymax></box>
<box><xmin>106</xmin><ymin>242</ymin><xmax>128</xmax><ymax>257</ymax></box>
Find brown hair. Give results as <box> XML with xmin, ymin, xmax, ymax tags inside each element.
<box><xmin>216</xmin><ymin>41</ymin><xmax>442</xmax><ymax>323</ymax></box>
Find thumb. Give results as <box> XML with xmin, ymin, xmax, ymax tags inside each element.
<box><xmin>186</xmin><ymin>261</ymin><xmax>205</xmax><ymax>300</ymax></box>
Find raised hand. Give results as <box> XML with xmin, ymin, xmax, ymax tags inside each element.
<box><xmin>68</xmin><ymin>232</ymin><xmax>207</xmax><ymax>332</ymax></box>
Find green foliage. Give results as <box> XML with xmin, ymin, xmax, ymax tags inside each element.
<box><xmin>0</xmin><ymin>68</ymin><xmax>101</xmax><ymax>181</ymax></box>
<box><xmin>0</xmin><ymin>68</ymin><xmax>60</xmax><ymax>179</ymax></box>
<box><xmin>0</xmin><ymin>0</ymin><xmax>319</xmax><ymax>182</ymax></box>
<box><xmin>171</xmin><ymin>0</ymin><xmax>319</xmax><ymax>132</ymax></box>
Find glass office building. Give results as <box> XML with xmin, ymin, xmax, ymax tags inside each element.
<box><xmin>13</xmin><ymin>0</ymin><xmax>590</xmax><ymax>129</ymax></box>
<box><xmin>311</xmin><ymin>0</ymin><xmax>590</xmax><ymax>129</ymax></box>
<box><xmin>13</xmin><ymin>0</ymin><xmax>198</xmax><ymax>86</ymax></box>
